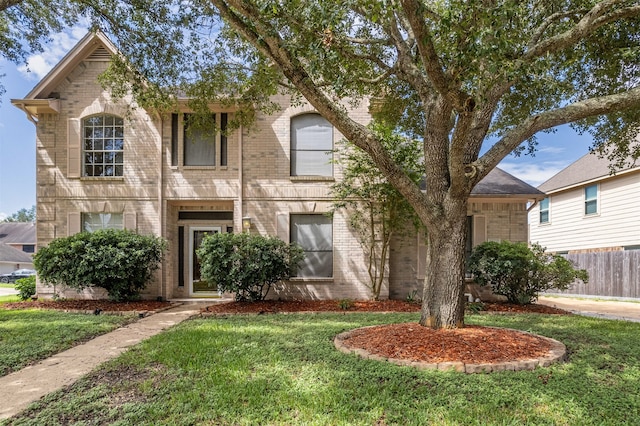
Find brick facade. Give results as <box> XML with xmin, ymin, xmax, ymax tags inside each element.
<box><xmin>16</xmin><ymin>33</ymin><xmax>535</xmax><ymax>301</ymax></box>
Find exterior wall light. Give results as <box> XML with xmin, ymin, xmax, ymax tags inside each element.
<box><xmin>242</xmin><ymin>216</ymin><xmax>252</xmax><ymax>232</ymax></box>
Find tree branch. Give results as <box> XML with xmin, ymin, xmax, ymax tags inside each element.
<box><xmin>524</xmin><ymin>1</ymin><xmax>640</xmax><ymax>61</ymax></box>
<box><xmin>0</xmin><ymin>0</ymin><xmax>22</xmax><ymax>12</ymax></box>
<box><xmin>399</xmin><ymin>0</ymin><xmax>470</xmax><ymax>111</ymax></box>
<box><xmin>213</xmin><ymin>0</ymin><xmax>434</xmax><ymax>222</ymax></box>
<box><xmin>528</xmin><ymin>9</ymin><xmax>588</xmax><ymax>48</ymax></box>
<box><xmin>475</xmin><ymin>86</ymin><xmax>640</xmax><ymax>182</ymax></box>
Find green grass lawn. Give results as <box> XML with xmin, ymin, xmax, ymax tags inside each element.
<box><xmin>0</xmin><ymin>283</ymin><xmax>16</xmax><ymax>289</ymax></box>
<box><xmin>0</xmin><ymin>309</ymin><xmax>136</xmax><ymax>377</ymax></box>
<box><xmin>4</xmin><ymin>312</ymin><xmax>639</xmax><ymax>425</ymax></box>
<box><xmin>0</xmin><ymin>295</ymin><xmax>20</xmax><ymax>303</ymax></box>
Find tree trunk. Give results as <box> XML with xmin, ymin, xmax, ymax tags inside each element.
<box><xmin>419</xmin><ymin>201</ymin><xmax>468</xmax><ymax>329</ymax></box>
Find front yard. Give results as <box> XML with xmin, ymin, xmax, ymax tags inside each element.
<box><xmin>2</xmin><ymin>312</ymin><xmax>639</xmax><ymax>425</ymax></box>
<box><xmin>0</xmin><ymin>308</ymin><xmax>135</xmax><ymax>376</ymax></box>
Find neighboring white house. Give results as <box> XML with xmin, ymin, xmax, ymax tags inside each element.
<box><xmin>529</xmin><ymin>152</ymin><xmax>640</xmax><ymax>298</ymax></box>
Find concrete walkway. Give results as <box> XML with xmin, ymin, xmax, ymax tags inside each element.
<box><xmin>537</xmin><ymin>295</ymin><xmax>640</xmax><ymax>322</ymax></box>
<box><xmin>0</xmin><ymin>303</ymin><xmax>201</xmax><ymax>420</ymax></box>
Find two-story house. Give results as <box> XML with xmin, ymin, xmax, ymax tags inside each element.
<box><xmin>529</xmin><ymin>152</ymin><xmax>640</xmax><ymax>298</ymax></box>
<box><xmin>13</xmin><ymin>31</ymin><xmax>543</xmax><ymax>301</ymax></box>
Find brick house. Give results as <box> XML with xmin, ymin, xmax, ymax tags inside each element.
<box><xmin>12</xmin><ymin>31</ymin><xmax>543</xmax><ymax>301</ymax></box>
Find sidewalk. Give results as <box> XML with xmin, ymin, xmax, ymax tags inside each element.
<box><xmin>537</xmin><ymin>295</ymin><xmax>640</xmax><ymax>322</ymax></box>
<box><xmin>0</xmin><ymin>303</ymin><xmax>201</xmax><ymax>420</ymax></box>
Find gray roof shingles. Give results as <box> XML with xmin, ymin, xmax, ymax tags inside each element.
<box><xmin>0</xmin><ymin>243</ymin><xmax>34</xmax><ymax>263</ymax></box>
<box><xmin>472</xmin><ymin>168</ymin><xmax>544</xmax><ymax>198</ymax></box>
<box><xmin>0</xmin><ymin>223</ymin><xmax>36</xmax><ymax>245</ymax></box>
<box><xmin>538</xmin><ymin>152</ymin><xmax>639</xmax><ymax>193</ymax></box>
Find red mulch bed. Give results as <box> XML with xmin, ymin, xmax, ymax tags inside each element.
<box><xmin>341</xmin><ymin>323</ymin><xmax>553</xmax><ymax>364</ymax></box>
<box><xmin>201</xmin><ymin>299</ymin><xmax>569</xmax><ymax>315</ymax></box>
<box><xmin>2</xmin><ymin>299</ymin><xmax>569</xmax><ymax>365</ymax></box>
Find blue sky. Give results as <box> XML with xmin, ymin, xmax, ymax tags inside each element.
<box><xmin>0</xmin><ymin>28</ymin><xmax>595</xmax><ymax>220</ymax></box>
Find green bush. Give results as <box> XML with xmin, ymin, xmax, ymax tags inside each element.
<box><xmin>468</xmin><ymin>241</ymin><xmax>588</xmax><ymax>305</ymax></box>
<box><xmin>15</xmin><ymin>275</ymin><xmax>36</xmax><ymax>301</ymax></box>
<box><xmin>197</xmin><ymin>232</ymin><xmax>305</xmax><ymax>301</ymax></box>
<box><xmin>33</xmin><ymin>229</ymin><xmax>167</xmax><ymax>301</ymax></box>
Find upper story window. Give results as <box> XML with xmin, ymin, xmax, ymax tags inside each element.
<box><xmin>184</xmin><ymin>114</ymin><xmax>215</xmax><ymax>166</ymax></box>
<box><xmin>172</xmin><ymin>113</ymin><xmax>228</xmax><ymax>167</ymax></box>
<box><xmin>584</xmin><ymin>185</ymin><xmax>598</xmax><ymax>215</ymax></box>
<box><xmin>82</xmin><ymin>213</ymin><xmax>123</xmax><ymax>232</ymax></box>
<box><xmin>290</xmin><ymin>113</ymin><xmax>333</xmax><ymax>177</ymax></box>
<box><xmin>83</xmin><ymin>115</ymin><xmax>124</xmax><ymax>177</ymax></box>
<box><xmin>539</xmin><ymin>197</ymin><xmax>550</xmax><ymax>224</ymax></box>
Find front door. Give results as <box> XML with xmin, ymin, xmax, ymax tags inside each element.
<box><xmin>189</xmin><ymin>226</ymin><xmax>222</xmax><ymax>296</ymax></box>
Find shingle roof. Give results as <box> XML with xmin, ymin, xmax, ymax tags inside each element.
<box><xmin>471</xmin><ymin>167</ymin><xmax>545</xmax><ymax>198</ymax></box>
<box><xmin>0</xmin><ymin>243</ymin><xmax>34</xmax><ymax>263</ymax></box>
<box><xmin>538</xmin><ymin>152</ymin><xmax>640</xmax><ymax>193</ymax></box>
<box><xmin>0</xmin><ymin>223</ymin><xmax>36</xmax><ymax>244</ymax></box>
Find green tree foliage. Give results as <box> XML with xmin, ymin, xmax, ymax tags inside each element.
<box><xmin>14</xmin><ymin>275</ymin><xmax>35</xmax><ymax>300</ymax></box>
<box><xmin>468</xmin><ymin>241</ymin><xmax>589</xmax><ymax>305</ymax></box>
<box><xmin>0</xmin><ymin>1</ymin><xmax>87</xmax><ymax>98</ymax></box>
<box><xmin>332</xmin><ymin>122</ymin><xmax>423</xmax><ymax>300</ymax></box>
<box><xmin>2</xmin><ymin>205</ymin><xmax>35</xmax><ymax>222</ymax></box>
<box><xmin>197</xmin><ymin>233</ymin><xmax>304</xmax><ymax>302</ymax></box>
<box><xmin>8</xmin><ymin>1</ymin><xmax>640</xmax><ymax>328</ymax></box>
<box><xmin>33</xmin><ymin>229</ymin><xmax>166</xmax><ymax>301</ymax></box>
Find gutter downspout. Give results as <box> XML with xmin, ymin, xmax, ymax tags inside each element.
<box><xmin>238</xmin><ymin>125</ymin><xmax>244</xmax><ymax>232</ymax></box>
<box><xmin>157</xmin><ymin>114</ymin><xmax>165</xmax><ymax>301</ymax></box>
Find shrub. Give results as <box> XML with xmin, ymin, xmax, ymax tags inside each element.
<box><xmin>14</xmin><ymin>275</ymin><xmax>36</xmax><ymax>301</ymax></box>
<box><xmin>33</xmin><ymin>229</ymin><xmax>167</xmax><ymax>301</ymax></box>
<box><xmin>197</xmin><ymin>233</ymin><xmax>305</xmax><ymax>301</ymax></box>
<box><xmin>468</xmin><ymin>241</ymin><xmax>588</xmax><ymax>305</ymax></box>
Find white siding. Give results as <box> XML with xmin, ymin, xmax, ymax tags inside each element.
<box><xmin>529</xmin><ymin>172</ymin><xmax>640</xmax><ymax>252</ymax></box>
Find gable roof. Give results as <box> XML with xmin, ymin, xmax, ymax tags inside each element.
<box><xmin>0</xmin><ymin>243</ymin><xmax>34</xmax><ymax>264</ymax></box>
<box><xmin>471</xmin><ymin>167</ymin><xmax>544</xmax><ymax>199</ymax></box>
<box><xmin>0</xmin><ymin>223</ymin><xmax>35</xmax><ymax>245</ymax></box>
<box><xmin>538</xmin><ymin>152</ymin><xmax>640</xmax><ymax>193</ymax></box>
<box><xmin>11</xmin><ymin>31</ymin><xmax>117</xmax><ymax>119</ymax></box>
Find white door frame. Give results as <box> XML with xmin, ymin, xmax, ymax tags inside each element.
<box><xmin>188</xmin><ymin>226</ymin><xmax>222</xmax><ymax>296</ymax></box>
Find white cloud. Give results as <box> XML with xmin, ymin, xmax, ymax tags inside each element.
<box><xmin>499</xmin><ymin>161</ymin><xmax>570</xmax><ymax>187</ymax></box>
<box><xmin>538</xmin><ymin>146</ymin><xmax>566</xmax><ymax>155</ymax></box>
<box><xmin>17</xmin><ymin>24</ymin><xmax>89</xmax><ymax>80</ymax></box>
<box><xmin>0</xmin><ymin>212</ymin><xmax>7</xmax><ymax>221</ymax></box>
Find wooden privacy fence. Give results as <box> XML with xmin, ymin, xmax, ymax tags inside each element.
<box><xmin>559</xmin><ymin>251</ymin><xmax>640</xmax><ymax>299</ymax></box>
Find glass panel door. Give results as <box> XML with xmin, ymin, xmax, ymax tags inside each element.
<box><xmin>189</xmin><ymin>227</ymin><xmax>222</xmax><ymax>295</ymax></box>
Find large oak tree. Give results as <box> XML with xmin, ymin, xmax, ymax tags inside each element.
<box><xmin>6</xmin><ymin>0</ymin><xmax>640</xmax><ymax>328</ymax></box>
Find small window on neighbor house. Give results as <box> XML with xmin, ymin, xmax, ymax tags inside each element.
<box><xmin>290</xmin><ymin>214</ymin><xmax>333</xmax><ymax>278</ymax></box>
<box><xmin>22</xmin><ymin>245</ymin><xmax>35</xmax><ymax>254</ymax></box>
<box><xmin>83</xmin><ymin>115</ymin><xmax>124</xmax><ymax>177</ymax></box>
<box><xmin>82</xmin><ymin>213</ymin><xmax>124</xmax><ymax>232</ymax></box>
<box><xmin>585</xmin><ymin>185</ymin><xmax>598</xmax><ymax>215</ymax></box>
<box><xmin>290</xmin><ymin>114</ymin><xmax>333</xmax><ymax>176</ymax></box>
<box><xmin>539</xmin><ymin>197</ymin><xmax>550</xmax><ymax>223</ymax></box>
